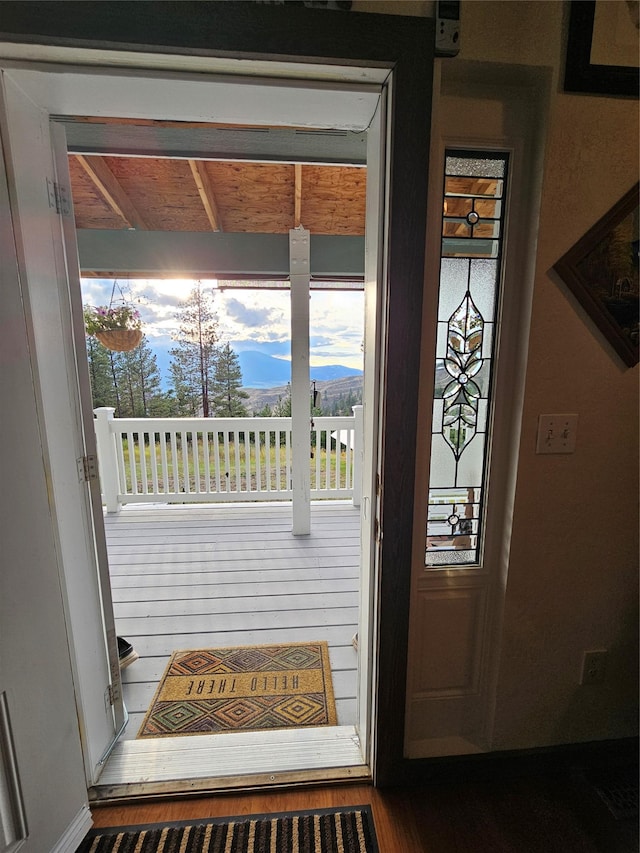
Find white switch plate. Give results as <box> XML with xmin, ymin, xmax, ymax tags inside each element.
<box><xmin>536</xmin><ymin>414</ymin><xmax>578</xmax><ymax>454</ymax></box>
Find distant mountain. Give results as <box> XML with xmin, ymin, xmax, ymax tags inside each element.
<box><xmin>150</xmin><ymin>344</ymin><xmax>362</xmax><ymax>392</ymax></box>
<box><xmin>244</xmin><ymin>375</ymin><xmax>363</xmax><ymax>415</ymax></box>
<box><xmin>238</xmin><ymin>350</ymin><xmax>362</xmax><ymax>389</ymax></box>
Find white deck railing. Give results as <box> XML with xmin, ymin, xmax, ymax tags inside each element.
<box><xmin>94</xmin><ymin>406</ymin><xmax>362</xmax><ymax>512</ymax></box>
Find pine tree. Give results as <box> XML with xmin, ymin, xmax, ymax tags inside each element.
<box><xmin>114</xmin><ymin>337</ymin><xmax>163</xmax><ymax>416</ymax></box>
<box><xmin>85</xmin><ymin>335</ymin><xmax>117</xmax><ymax>410</ymax></box>
<box><xmin>169</xmin><ymin>282</ymin><xmax>219</xmax><ymax>417</ymax></box>
<box><xmin>212</xmin><ymin>342</ymin><xmax>249</xmax><ymax>417</ymax></box>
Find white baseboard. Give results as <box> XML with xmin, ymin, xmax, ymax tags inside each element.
<box><xmin>49</xmin><ymin>805</ymin><xmax>92</xmax><ymax>853</ymax></box>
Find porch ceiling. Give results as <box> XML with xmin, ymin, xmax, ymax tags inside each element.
<box><xmin>63</xmin><ymin>118</ymin><xmax>367</xmax><ymax>279</ymax></box>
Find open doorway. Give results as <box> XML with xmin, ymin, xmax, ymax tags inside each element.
<box><xmin>69</xmin><ymin>127</ymin><xmax>370</xmax><ymax>791</ymax></box>
<box><xmin>79</xmin><ymin>273</ymin><xmax>367</xmax><ymax>792</ymax></box>
<box><xmin>0</xmin><ymin>2</ymin><xmax>433</xmax><ymax>797</ymax></box>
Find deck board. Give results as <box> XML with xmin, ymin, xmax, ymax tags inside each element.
<box><xmin>104</xmin><ymin>501</ymin><xmax>361</xmax><ymax>751</ymax></box>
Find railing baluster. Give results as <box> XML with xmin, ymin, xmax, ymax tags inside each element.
<box><xmin>233</xmin><ymin>429</ymin><xmax>241</xmax><ymax>494</ymax></box>
<box><xmin>285</xmin><ymin>426</ymin><xmax>292</xmax><ymax>492</ymax></box>
<box><xmin>181</xmin><ymin>431</ymin><xmax>189</xmax><ymax>494</ymax></box>
<box><xmin>203</xmin><ymin>430</ymin><xmax>211</xmax><ymax>493</ymax></box>
<box><xmin>193</xmin><ymin>430</ymin><xmax>200</xmax><ymax>494</ymax></box>
<box><xmin>315</xmin><ymin>427</ymin><xmax>321</xmax><ymax>492</ymax></box>
<box><xmin>255</xmin><ymin>430</ymin><xmax>262</xmax><ymax>494</ymax></box>
<box><xmin>263</xmin><ymin>431</ymin><xmax>269</xmax><ymax>492</ymax></box>
<box><xmin>160</xmin><ymin>432</ymin><xmax>169</xmax><ymax>495</ymax></box>
<box><xmin>344</xmin><ymin>429</ymin><xmax>353</xmax><ymax>489</ymax></box>
<box><xmin>150</xmin><ymin>431</ymin><xmax>159</xmax><ymax>495</ymax></box>
<box><xmin>127</xmin><ymin>431</ymin><xmax>138</xmax><ymax>495</ymax></box>
<box><xmin>170</xmin><ymin>431</ymin><xmax>179</xmax><ymax>494</ymax></box>
<box><xmin>213</xmin><ymin>430</ymin><xmax>221</xmax><ymax>493</ymax></box>
<box><xmin>116</xmin><ymin>431</ymin><xmax>127</xmax><ymax>495</ymax></box>
<box><xmin>223</xmin><ymin>431</ymin><xmax>231</xmax><ymax>493</ymax></box>
<box><xmin>140</xmin><ymin>431</ymin><xmax>149</xmax><ymax>494</ymax></box>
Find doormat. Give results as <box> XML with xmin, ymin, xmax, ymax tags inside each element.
<box><xmin>75</xmin><ymin>807</ymin><xmax>378</xmax><ymax>852</ymax></box>
<box><xmin>137</xmin><ymin>642</ymin><xmax>337</xmax><ymax>737</ymax></box>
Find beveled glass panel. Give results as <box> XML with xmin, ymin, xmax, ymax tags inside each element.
<box><xmin>428</xmin><ymin>434</ymin><xmax>456</xmax><ymax>486</ymax></box>
<box><xmin>442</xmin><ymin>238</ymin><xmax>499</xmax><ymax>259</ymax></box>
<box><xmin>443</xmin><ymin>218</ymin><xmax>471</xmax><ymax>238</ymax></box>
<box><xmin>445</xmin><ymin>176</ymin><xmax>504</xmax><ymax>198</ymax></box>
<box><xmin>456</xmin><ymin>438</ymin><xmax>484</xmax><ymax>485</ymax></box>
<box><xmin>445</xmin><ymin>197</ymin><xmax>474</xmax><ymax>217</ymax></box>
<box><xmin>438</xmin><ymin>259</ymin><xmax>471</xmax><ymax>319</ymax></box>
<box><xmin>473</xmin><ymin>221</ymin><xmax>501</xmax><ymax>238</ymax></box>
<box><xmin>475</xmin><ymin>198</ymin><xmax>501</xmax><ymax>218</ymax></box>
<box><xmin>467</xmin><ymin>259</ymin><xmax>497</xmax><ymax>317</ymax></box>
<box><xmin>426</xmin><ymin>149</ymin><xmax>509</xmax><ymax>568</ymax></box>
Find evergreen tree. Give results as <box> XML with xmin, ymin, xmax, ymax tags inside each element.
<box><xmin>272</xmin><ymin>383</ymin><xmax>292</xmax><ymax>417</ymax></box>
<box><xmin>169</xmin><ymin>282</ymin><xmax>219</xmax><ymax>417</ymax></box>
<box><xmin>212</xmin><ymin>342</ymin><xmax>249</xmax><ymax>417</ymax></box>
<box><xmin>85</xmin><ymin>335</ymin><xmax>117</xmax><ymax>410</ymax></box>
<box><xmin>114</xmin><ymin>337</ymin><xmax>163</xmax><ymax>417</ymax></box>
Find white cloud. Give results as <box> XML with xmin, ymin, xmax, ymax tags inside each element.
<box><xmin>80</xmin><ymin>278</ymin><xmax>363</xmax><ymax>369</ymax></box>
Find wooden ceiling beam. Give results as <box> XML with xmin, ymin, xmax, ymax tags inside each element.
<box><xmin>74</xmin><ymin>154</ymin><xmax>148</xmax><ymax>230</ymax></box>
<box><xmin>188</xmin><ymin>159</ymin><xmax>223</xmax><ymax>232</ymax></box>
<box><xmin>294</xmin><ymin>163</ymin><xmax>302</xmax><ymax>228</ymax></box>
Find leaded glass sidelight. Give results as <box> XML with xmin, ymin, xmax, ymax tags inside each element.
<box><xmin>426</xmin><ymin>151</ymin><xmax>509</xmax><ymax>567</ymax></box>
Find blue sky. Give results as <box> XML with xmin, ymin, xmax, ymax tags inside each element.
<box><xmin>81</xmin><ymin>278</ymin><xmax>364</xmax><ymax>369</ymax></box>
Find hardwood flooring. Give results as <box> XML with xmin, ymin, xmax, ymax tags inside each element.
<box><xmin>89</xmin><ymin>765</ymin><xmax>639</xmax><ymax>852</ymax></box>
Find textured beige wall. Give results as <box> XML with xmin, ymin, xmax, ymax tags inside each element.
<box><xmin>361</xmin><ymin>0</ymin><xmax>639</xmax><ymax>748</ymax></box>
<box><xmin>458</xmin><ymin>1</ymin><xmax>639</xmax><ymax>749</ymax></box>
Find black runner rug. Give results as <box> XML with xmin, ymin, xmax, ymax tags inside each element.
<box><xmin>75</xmin><ymin>805</ymin><xmax>378</xmax><ymax>852</ymax></box>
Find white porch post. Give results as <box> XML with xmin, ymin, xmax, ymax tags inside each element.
<box><xmin>290</xmin><ymin>227</ymin><xmax>311</xmax><ymax>535</ymax></box>
<box><xmin>93</xmin><ymin>407</ymin><xmax>121</xmax><ymax>513</ymax></box>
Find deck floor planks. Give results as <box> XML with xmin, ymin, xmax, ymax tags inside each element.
<box><xmin>103</xmin><ymin>501</ymin><xmax>361</xmax><ymax>744</ymax></box>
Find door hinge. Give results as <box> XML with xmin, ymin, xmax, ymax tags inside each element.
<box><xmin>77</xmin><ymin>454</ymin><xmax>98</xmax><ymax>482</ymax></box>
<box><xmin>375</xmin><ymin>473</ymin><xmax>381</xmax><ymax>496</ymax></box>
<box><xmin>46</xmin><ymin>177</ymin><xmax>71</xmax><ymax>216</ymax></box>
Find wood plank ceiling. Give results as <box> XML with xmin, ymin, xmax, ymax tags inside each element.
<box><xmin>68</xmin><ymin>155</ymin><xmax>367</xmax><ymax>236</ymax></box>
<box><xmin>65</xmin><ymin>118</ymin><xmax>368</xmax><ymax>279</ymax></box>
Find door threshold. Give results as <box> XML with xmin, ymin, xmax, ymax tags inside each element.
<box><xmin>90</xmin><ymin>725</ymin><xmax>369</xmax><ymax>802</ymax></box>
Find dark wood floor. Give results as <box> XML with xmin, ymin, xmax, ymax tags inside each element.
<box><xmin>90</xmin><ymin>762</ymin><xmax>638</xmax><ymax>852</ymax></box>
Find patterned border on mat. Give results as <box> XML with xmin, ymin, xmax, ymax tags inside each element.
<box><xmin>76</xmin><ymin>805</ymin><xmax>379</xmax><ymax>853</ymax></box>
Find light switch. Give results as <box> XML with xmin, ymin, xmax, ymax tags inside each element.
<box><xmin>536</xmin><ymin>414</ymin><xmax>578</xmax><ymax>454</ymax></box>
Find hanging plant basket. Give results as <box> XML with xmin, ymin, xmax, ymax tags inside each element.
<box><xmin>95</xmin><ymin>328</ymin><xmax>143</xmax><ymax>352</ymax></box>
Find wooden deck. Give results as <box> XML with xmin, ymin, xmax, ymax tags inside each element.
<box><xmin>104</xmin><ymin>500</ymin><xmax>361</xmax><ymax>742</ymax></box>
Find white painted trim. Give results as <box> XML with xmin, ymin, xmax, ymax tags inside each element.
<box><xmin>49</xmin><ymin>806</ymin><xmax>92</xmax><ymax>853</ymax></box>
<box><xmin>0</xmin><ymin>45</ymin><xmax>391</xmax><ymax>85</ymax></box>
<box><xmin>357</xmin><ymin>85</ymin><xmax>389</xmax><ymax>769</ymax></box>
<box><xmin>0</xmin><ymin>65</ymin><xmax>381</xmax><ymax>131</ymax></box>
<box><xmin>0</xmin><ymin>55</ymin><xmax>385</xmax><ymax>793</ymax></box>
<box><xmin>405</xmin><ymin>70</ymin><xmax>550</xmax><ymax>758</ymax></box>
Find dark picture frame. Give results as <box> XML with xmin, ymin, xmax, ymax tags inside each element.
<box><xmin>564</xmin><ymin>0</ymin><xmax>639</xmax><ymax>97</ymax></box>
<box><xmin>553</xmin><ymin>183</ymin><xmax>639</xmax><ymax>367</ymax></box>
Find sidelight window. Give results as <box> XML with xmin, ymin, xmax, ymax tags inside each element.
<box><xmin>426</xmin><ymin>150</ymin><xmax>509</xmax><ymax>567</ymax></box>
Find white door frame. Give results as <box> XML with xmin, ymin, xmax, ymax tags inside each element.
<box><xmin>0</xmin><ymin>57</ymin><xmax>388</xmax><ymax>786</ymax></box>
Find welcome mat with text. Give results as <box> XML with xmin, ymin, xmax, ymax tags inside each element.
<box><xmin>137</xmin><ymin>642</ymin><xmax>337</xmax><ymax>737</ymax></box>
